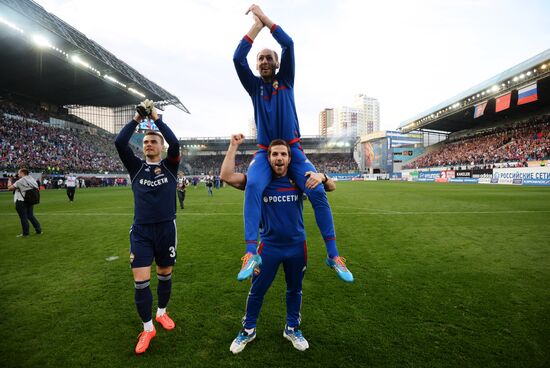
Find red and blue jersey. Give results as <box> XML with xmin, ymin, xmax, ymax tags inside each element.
<box><xmin>115</xmin><ymin>119</ymin><xmax>180</xmax><ymax>225</ymax></box>
<box><xmin>233</xmin><ymin>25</ymin><xmax>301</xmax><ymax>147</ymax></box>
<box><xmin>260</xmin><ymin>176</ymin><xmax>305</xmax><ymax>246</ymax></box>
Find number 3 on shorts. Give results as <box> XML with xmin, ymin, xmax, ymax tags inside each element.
<box><xmin>169</xmin><ymin>246</ymin><xmax>176</xmax><ymax>258</ymax></box>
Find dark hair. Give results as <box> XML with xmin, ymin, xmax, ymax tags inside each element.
<box><xmin>144</xmin><ymin>130</ymin><xmax>164</xmax><ymax>145</ymax></box>
<box><xmin>19</xmin><ymin>168</ymin><xmax>29</xmax><ymax>175</ymax></box>
<box><xmin>267</xmin><ymin>139</ymin><xmax>291</xmax><ymax>157</ymax></box>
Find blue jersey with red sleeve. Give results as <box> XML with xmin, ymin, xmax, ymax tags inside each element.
<box><xmin>233</xmin><ymin>25</ymin><xmax>301</xmax><ymax>147</ymax></box>
<box><xmin>260</xmin><ymin>176</ymin><xmax>305</xmax><ymax>246</ymax></box>
<box><xmin>115</xmin><ymin>119</ymin><xmax>180</xmax><ymax>225</ymax></box>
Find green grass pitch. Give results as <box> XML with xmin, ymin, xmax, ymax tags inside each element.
<box><xmin>1</xmin><ymin>182</ymin><xmax>549</xmax><ymax>367</ymax></box>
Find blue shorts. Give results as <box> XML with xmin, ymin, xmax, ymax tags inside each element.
<box><xmin>129</xmin><ymin>220</ymin><xmax>177</xmax><ymax>268</ymax></box>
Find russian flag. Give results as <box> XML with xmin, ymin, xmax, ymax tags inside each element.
<box><xmin>517</xmin><ymin>83</ymin><xmax>538</xmax><ymax>105</ymax></box>
<box><xmin>473</xmin><ymin>101</ymin><xmax>487</xmax><ymax>118</ymax></box>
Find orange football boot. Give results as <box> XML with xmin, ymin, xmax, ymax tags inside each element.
<box><xmin>156</xmin><ymin>313</ymin><xmax>175</xmax><ymax>330</ymax></box>
<box><xmin>135</xmin><ymin>327</ymin><xmax>156</xmax><ymax>354</ymax></box>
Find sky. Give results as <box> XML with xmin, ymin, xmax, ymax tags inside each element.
<box><xmin>33</xmin><ymin>0</ymin><xmax>550</xmax><ymax>138</ymax></box>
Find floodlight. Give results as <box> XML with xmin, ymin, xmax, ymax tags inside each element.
<box><xmin>0</xmin><ymin>17</ymin><xmax>24</xmax><ymax>33</ymax></box>
<box><xmin>104</xmin><ymin>74</ymin><xmax>127</xmax><ymax>88</ymax></box>
<box><xmin>32</xmin><ymin>35</ymin><xmax>52</xmax><ymax>48</ymax></box>
<box><xmin>128</xmin><ymin>87</ymin><xmax>146</xmax><ymax>98</ymax></box>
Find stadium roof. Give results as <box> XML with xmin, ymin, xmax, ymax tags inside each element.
<box><xmin>0</xmin><ymin>0</ymin><xmax>189</xmax><ymax>112</ymax></box>
<box><xmin>398</xmin><ymin>49</ymin><xmax>550</xmax><ymax>133</ymax></box>
<box><xmin>178</xmin><ymin>135</ymin><xmax>358</xmax><ymax>153</ymax></box>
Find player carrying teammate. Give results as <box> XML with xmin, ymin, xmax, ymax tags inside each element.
<box><xmin>233</xmin><ymin>4</ymin><xmax>353</xmax><ymax>282</ymax></box>
<box><xmin>221</xmin><ymin>134</ymin><xmax>344</xmax><ymax>353</ymax></box>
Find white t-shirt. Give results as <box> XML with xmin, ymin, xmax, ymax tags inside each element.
<box><xmin>66</xmin><ymin>176</ymin><xmax>77</xmax><ymax>188</ymax></box>
<box><xmin>13</xmin><ymin>175</ymin><xmax>38</xmax><ymax>203</ymax></box>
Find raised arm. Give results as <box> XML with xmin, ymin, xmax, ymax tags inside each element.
<box><xmin>233</xmin><ymin>14</ymin><xmax>264</xmax><ymax>96</ymax></box>
<box><xmin>114</xmin><ymin>112</ymin><xmax>142</xmax><ymax>174</ymax></box>
<box><xmin>150</xmin><ymin>108</ymin><xmax>180</xmax><ymax>165</ymax></box>
<box><xmin>246</xmin><ymin>4</ymin><xmax>274</xmax><ymax>30</ymax></box>
<box><xmin>247</xmin><ymin>4</ymin><xmax>294</xmax><ymax>86</ymax></box>
<box><xmin>220</xmin><ymin>134</ymin><xmax>247</xmax><ymax>190</ymax></box>
<box><xmin>246</xmin><ymin>13</ymin><xmax>265</xmax><ymax>40</ymax></box>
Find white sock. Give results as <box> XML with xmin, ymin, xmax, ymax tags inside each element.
<box><xmin>157</xmin><ymin>307</ymin><xmax>166</xmax><ymax>317</ymax></box>
<box><xmin>143</xmin><ymin>320</ymin><xmax>154</xmax><ymax>332</ymax></box>
<box><xmin>244</xmin><ymin>328</ymin><xmax>255</xmax><ymax>334</ymax></box>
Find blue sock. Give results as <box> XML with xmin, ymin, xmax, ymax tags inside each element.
<box><xmin>246</xmin><ymin>241</ymin><xmax>258</xmax><ymax>254</ymax></box>
<box><xmin>157</xmin><ymin>273</ymin><xmax>172</xmax><ymax>309</ymax></box>
<box><xmin>134</xmin><ymin>280</ymin><xmax>153</xmax><ymax>323</ymax></box>
<box><xmin>325</xmin><ymin>238</ymin><xmax>339</xmax><ymax>259</ymax></box>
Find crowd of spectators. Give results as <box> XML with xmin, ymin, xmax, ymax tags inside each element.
<box><xmin>307</xmin><ymin>153</ymin><xmax>359</xmax><ymax>173</ymax></box>
<box><xmin>404</xmin><ymin>116</ymin><xmax>550</xmax><ymax>169</ymax></box>
<box><xmin>1</xmin><ymin>104</ymin><xmax>126</xmax><ymax>173</ymax></box>
<box><xmin>2</xmin><ymin>99</ymin><xmax>360</xmax><ymax>176</ymax></box>
<box><xmin>180</xmin><ymin>152</ymin><xmax>359</xmax><ymax>175</ymax></box>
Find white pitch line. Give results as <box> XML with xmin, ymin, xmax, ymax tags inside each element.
<box><xmin>1</xmin><ymin>210</ymin><xmax>549</xmax><ymax>216</ymax></box>
<box><xmin>331</xmin><ymin>205</ymin><xmax>401</xmax><ymax>213</ymax></box>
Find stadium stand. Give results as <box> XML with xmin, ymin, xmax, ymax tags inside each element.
<box><xmin>1</xmin><ymin>97</ymin><xmax>360</xmax><ymax>177</ymax></box>
<box><xmin>0</xmin><ymin>0</ymin><xmax>188</xmax><ymax>182</ymax></box>
<box><xmin>1</xmin><ymin>100</ymin><xmax>127</xmax><ymax>173</ymax></box>
<box><xmin>179</xmin><ymin>153</ymin><xmax>359</xmax><ymax>176</ymax></box>
<box><xmin>403</xmin><ymin>115</ymin><xmax>549</xmax><ymax>169</ymax></box>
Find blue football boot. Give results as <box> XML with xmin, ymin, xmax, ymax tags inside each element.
<box><xmin>237</xmin><ymin>253</ymin><xmax>262</xmax><ymax>281</ymax></box>
<box><xmin>326</xmin><ymin>256</ymin><xmax>354</xmax><ymax>283</ymax></box>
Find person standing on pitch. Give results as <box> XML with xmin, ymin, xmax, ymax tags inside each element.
<box><xmin>233</xmin><ymin>4</ymin><xmax>353</xmax><ymax>283</ymax></box>
<box><xmin>221</xmin><ymin>134</ymin><xmax>339</xmax><ymax>353</ymax></box>
<box><xmin>176</xmin><ymin>171</ymin><xmax>188</xmax><ymax>209</ymax></box>
<box><xmin>115</xmin><ymin>99</ymin><xmax>180</xmax><ymax>354</ymax></box>
<box><xmin>205</xmin><ymin>174</ymin><xmax>214</xmax><ymax>196</ymax></box>
<box><xmin>65</xmin><ymin>173</ymin><xmax>77</xmax><ymax>202</ymax></box>
<box><xmin>8</xmin><ymin>168</ymin><xmax>42</xmax><ymax>237</ymax></box>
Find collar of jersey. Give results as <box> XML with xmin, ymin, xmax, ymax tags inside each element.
<box><xmin>145</xmin><ymin>160</ymin><xmax>161</xmax><ymax>165</ymax></box>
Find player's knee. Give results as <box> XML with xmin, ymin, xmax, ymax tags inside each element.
<box><xmin>157</xmin><ymin>265</ymin><xmax>173</xmax><ymax>275</ymax></box>
<box><xmin>286</xmin><ymin>289</ymin><xmax>302</xmax><ymax>296</ymax></box>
